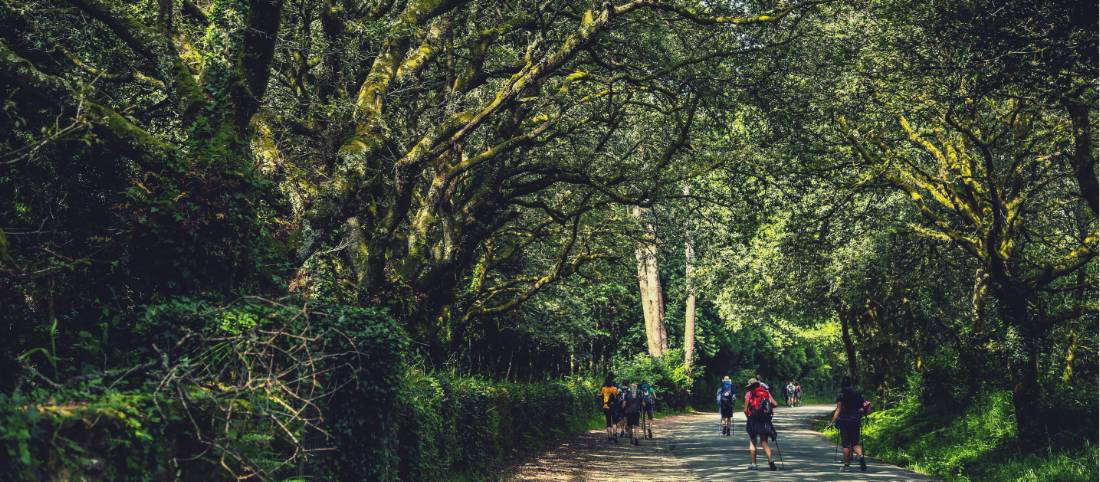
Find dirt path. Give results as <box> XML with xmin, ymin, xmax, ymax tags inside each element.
<box><xmin>510</xmin><ymin>405</ymin><xmax>933</xmax><ymax>481</ymax></box>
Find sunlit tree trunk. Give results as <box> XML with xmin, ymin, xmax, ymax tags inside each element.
<box><xmin>683</xmin><ymin>185</ymin><xmax>696</xmax><ymax>370</ymax></box>
<box><xmin>634</xmin><ymin>205</ymin><xmax>666</xmax><ymax>357</ymax></box>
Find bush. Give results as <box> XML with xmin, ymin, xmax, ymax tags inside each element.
<box><xmin>610</xmin><ymin>350</ymin><xmax>696</xmax><ymax>409</ymax></box>
<box><xmin>1</xmin><ymin>298</ymin><xmax>408</xmax><ymax>481</ymax></box>
<box><xmin>4</xmin><ymin>298</ymin><xmax>648</xmax><ymax>481</ymax></box>
<box><xmin>396</xmin><ymin>373</ymin><xmax>601</xmax><ymax>481</ymax></box>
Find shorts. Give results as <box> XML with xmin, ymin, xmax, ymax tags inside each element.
<box><xmin>746</xmin><ymin>417</ymin><xmax>773</xmax><ymax>441</ymax></box>
<box><xmin>603</xmin><ymin>407</ymin><xmax>613</xmax><ymax>427</ymax></box>
<box><xmin>612</xmin><ymin>408</ymin><xmax>622</xmax><ymax>424</ymax></box>
<box><xmin>643</xmin><ymin>401</ymin><xmax>654</xmax><ymax>417</ymax></box>
<box><xmin>720</xmin><ymin>405</ymin><xmax>733</xmax><ymax>419</ymax></box>
<box><xmin>838</xmin><ymin>418</ymin><xmax>861</xmax><ymax>448</ymax></box>
<box><xmin>627</xmin><ymin>412</ymin><xmax>640</xmax><ymax>427</ymax></box>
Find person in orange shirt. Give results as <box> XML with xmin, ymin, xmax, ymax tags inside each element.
<box><xmin>600</xmin><ymin>375</ymin><xmax>621</xmax><ymax>443</ymax></box>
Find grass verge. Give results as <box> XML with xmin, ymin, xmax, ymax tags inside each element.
<box><xmin>815</xmin><ymin>390</ymin><xmax>1097</xmax><ymax>481</ymax></box>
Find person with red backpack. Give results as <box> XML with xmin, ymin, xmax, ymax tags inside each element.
<box><xmin>743</xmin><ymin>377</ymin><xmax>779</xmax><ymax>471</ymax></box>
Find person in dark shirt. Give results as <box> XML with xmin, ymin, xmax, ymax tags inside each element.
<box><xmin>830</xmin><ymin>376</ymin><xmax>868</xmax><ymax>472</ymax></box>
<box><xmin>623</xmin><ymin>383</ymin><xmax>644</xmax><ymax>445</ymax></box>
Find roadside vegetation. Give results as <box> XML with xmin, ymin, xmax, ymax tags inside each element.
<box><xmin>1</xmin><ymin>0</ymin><xmax>1094</xmax><ymax>479</ymax></box>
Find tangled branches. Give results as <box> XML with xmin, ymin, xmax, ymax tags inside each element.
<box><xmin>151</xmin><ymin>298</ymin><xmax>404</xmax><ymax>480</ymax></box>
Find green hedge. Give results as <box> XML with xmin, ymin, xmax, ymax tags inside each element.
<box><xmin>1</xmin><ymin>298</ymin><xmax>614</xmax><ymax>481</ymax></box>
<box><xmin>397</xmin><ymin>374</ymin><xmax>600</xmax><ymax>481</ymax></box>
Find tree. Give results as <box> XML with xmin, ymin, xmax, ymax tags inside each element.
<box><xmin>634</xmin><ymin>205</ymin><xmax>668</xmax><ymax>357</ymax></box>
<box><xmin>841</xmin><ymin>96</ymin><xmax>1098</xmax><ymax>445</ymax></box>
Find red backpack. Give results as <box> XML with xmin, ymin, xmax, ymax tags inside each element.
<box><xmin>748</xmin><ymin>386</ymin><xmax>773</xmax><ymax>420</ymax></box>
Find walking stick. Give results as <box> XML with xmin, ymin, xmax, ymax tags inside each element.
<box><xmin>859</xmin><ymin>418</ymin><xmax>865</xmax><ymax>459</ymax></box>
<box><xmin>771</xmin><ymin>424</ymin><xmax>784</xmax><ymax>470</ymax></box>
<box><xmin>830</xmin><ymin>422</ymin><xmax>838</xmax><ymax>463</ymax></box>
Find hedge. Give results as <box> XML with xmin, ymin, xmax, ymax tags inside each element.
<box><xmin>0</xmin><ymin>298</ymin><xmax>617</xmax><ymax>481</ymax></box>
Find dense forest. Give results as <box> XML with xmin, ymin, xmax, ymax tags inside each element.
<box><xmin>1</xmin><ymin>0</ymin><xmax>1096</xmax><ymax>480</ymax></box>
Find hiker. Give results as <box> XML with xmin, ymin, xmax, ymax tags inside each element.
<box><xmin>616</xmin><ymin>383</ymin><xmax>628</xmax><ymax>437</ymax></box>
<box><xmin>716</xmin><ymin>376</ymin><xmax>735</xmax><ymax>435</ymax></box>
<box><xmin>792</xmin><ymin>381</ymin><xmax>802</xmax><ymax>406</ymax></box>
<box><xmin>785</xmin><ymin>381</ymin><xmax>795</xmax><ymax>407</ymax></box>
<box><xmin>600</xmin><ymin>375</ymin><xmax>620</xmax><ymax>442</ymax></box>
<box><xmin>640</xmin><ymin>380</ymin><xmax>656</xmax><ymax>438</ymax></box>
<box><xmin>754</xmin><ymin>373</ymin><xmax>770</xmax><ymax>390</ymax></box>
<box><xmin>623</xmin><ymin>382</ymin><xmax>644</xmax><ymax>445</ymax></box>
<box><xmin>830</xmin><ymin>375</ymin><xmax>869</xmax><ymax>472</ymax></box>
<box><xmin>744</xmin><ymin>377</ymin><xmax>779</xmax><ymax>471</ymax></box>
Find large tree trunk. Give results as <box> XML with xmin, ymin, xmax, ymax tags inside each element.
<box><xmin>994</xmin><ymin>282</ymin><xmax>1045</xmax><ymax>450</ymax></box>
<box><xmin>832</xmin><ymin>296</ymin><xmax>860</xmax><ymax>382</ymax></box>
<box><xmin>1064</xmin><ymin>98</ymin><xmax>1098</xmax><ymax>215</ymax></box>
<box><xmin>634</xmin><ymin>206</ymin><xmax>666</xmax><ymax>357</ymax></box>
<box><xmin>683</xmin><ymin>186</ymin><xmax>696</xmax><ymax>371</ymax></box>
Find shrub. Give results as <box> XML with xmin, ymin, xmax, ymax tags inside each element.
<box><xmin>611</xmin><ymin>350</ymin><xmax>696</xmax><ymax>409</ymax></box>
<box><xmin>396</xmin><ymin>374</ymin><xmax>601</xmax><ymax>481</ymax></box>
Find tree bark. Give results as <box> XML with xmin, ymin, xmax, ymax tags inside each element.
<box><xmin>832</xmin><ymin>296</ymin><xmax>859</xmax><ymax>382</ymax></box>
<box><xmin>994</xmin><ymin>281</ymin><xmax>1045</xmax><ymax>450</ymax></box>
<box><xmin>634</xmin><ymin>205</ymin><xmax>666</xmax><ymax>357</ymax></box>
<box><xmin>1064</xmin><ymin>98</ymin><xmax>1098</xmax><ymax>215</ymax></box>
<box><xmin>683</xmin><ymin>186</ymin><xmax>696</xmax><ymax>370</ymax></box>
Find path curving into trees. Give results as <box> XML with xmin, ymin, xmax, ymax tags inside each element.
<box><xmin>513</xmin><ymin>405</ymin><xmax>931</xmax><ymax>481</ymax></box>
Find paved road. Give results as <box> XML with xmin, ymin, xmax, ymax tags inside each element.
<box><xmin>511</xmin><ymin>405</ymin><xmax>932</xmax><ymax>481</ymax></box>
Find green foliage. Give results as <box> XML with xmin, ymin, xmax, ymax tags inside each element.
<box><xmin>0</xmin><ymin>389</ymin><xmax>205</xmax><ymax>481</ymax></box>
<box><xmin>611</xmin><ymin>350</ymin><xmax>695</xmax><ymax>409</ymax></box>
<box><xmin>846</xmin><ymin>389</ymin><xmax>1098</xmax><ymax>481</ymax></box>
<box><xmin>393</xmin><ymin>373</ymin><xmax>602</xmax><ymax>481</ymax></box>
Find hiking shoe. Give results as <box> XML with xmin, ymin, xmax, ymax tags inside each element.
<box><xmin>860</xmin><ymin>456</ymin><xmax>867</xmax><ymax>471</ymax></box>
<box><xmin>841</xmin><ymin>465</ymin><xmax>851</xmax><ymax>472</ymax></box>
<box><xmin>769</xmin><ymin>461</ymin><xmax>777</xmax><ymax>471</ymax></box>
<box><xmin>747</xmin><ymin>464</ymin><xmax>758</xmax><ymax>470</ymax></box>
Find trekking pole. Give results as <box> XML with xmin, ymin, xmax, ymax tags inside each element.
<box><xmin>859</xmin><ymin>419</ymin><xmax>865</xmax><ymax>459</ymax></box>
<box><xmin>772</xmin><ymin>426</ymin><xmax>784</xmax><ymax>470</ymax></box>
<box><xmin>831</xmin><ymin>422</ymin><xmax>839</xmax><ymax>463</ymax></box>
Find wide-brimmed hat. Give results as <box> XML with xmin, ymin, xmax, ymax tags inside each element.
<box><xmin>746</xmin><ymin>377</ymin><xmax>759</xmax><ymax>387</ymax></box>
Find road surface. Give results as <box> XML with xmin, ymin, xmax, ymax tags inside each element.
<box><xmin>511</xmin><ymin>404</ymin><xmax>932</xmax><ymax>481</ymax></box>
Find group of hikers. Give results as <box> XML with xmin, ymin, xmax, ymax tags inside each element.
<box><xmin>781</xmin><ymin>380</ymin><xmax>803</xmax><ymax>406</ymax></box>
<box><xmin>598</xmin><ymin>377</ymin><xmax>656</xmax><ymax>445</ymax></box>
<box><xmin>602</xmin><ymin>373</ymin><xmax>871</xmax><ymax>473</ymax></box>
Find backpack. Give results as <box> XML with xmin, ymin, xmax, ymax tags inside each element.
<box><xmin>719</xmin><ymin>389</ymin><xmax>734</xmax><ymax>408</ymax></box>
<box><xmin>748</xmin><ymin>386</ymin><xmax>772</xmax><ymax>420</ymax></box>
<box><xmin>601</xmin><ymin>387</ymin><xmax>616</xmax><ymax>409</ymax></box>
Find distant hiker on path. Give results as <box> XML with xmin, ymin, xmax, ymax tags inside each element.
<box><xmin>830</xmin><ymin>375</ymin><xmax>869</xmax><ymax>472</ymax></box>
<box><xmin>744</xmin><ymin>377</ymin><xmax>779</xmax><ymax>471</ymax></box>
<box><xmin>716</xmin><ymin>376</ymin><xmax>735</xmax><ymax>435</ymax></box>
<box><xmin>624</xmin><ymin>382</ymin><xmax>644</xmax><ymax>445</ymax></box>
<box><xmin>600</xmin><ymin>375</ymin><xmax>620</xmax><ymax>442</ymax></box>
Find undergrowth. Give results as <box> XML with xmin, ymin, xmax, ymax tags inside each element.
<box><xmin>820</xmin><ymin>389</ymin><xmax>1098</xmax><ymax>481</ymax></box>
